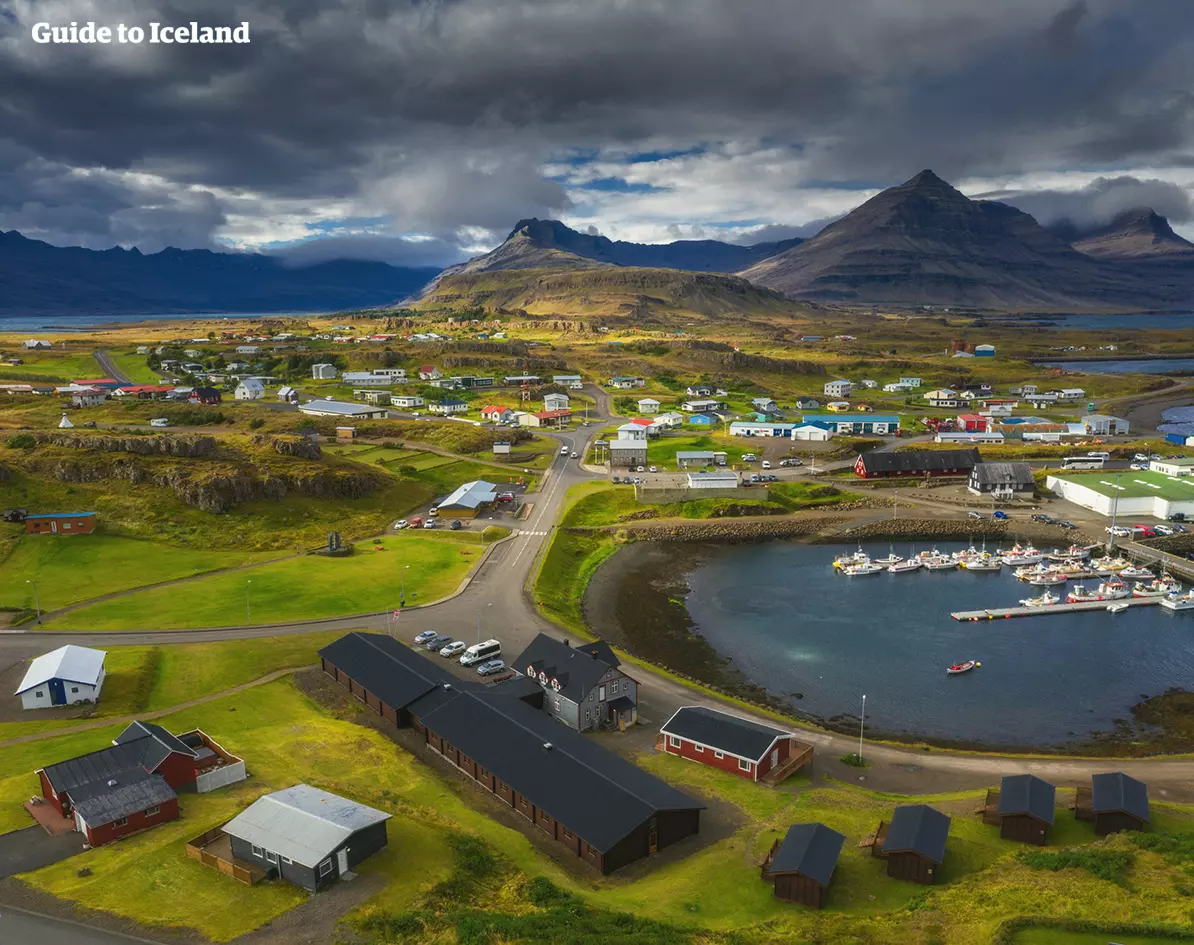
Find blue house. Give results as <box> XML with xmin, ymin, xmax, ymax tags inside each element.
<box><xmin>804</xmin><ymin>414</ymin><xmax>900</xmax><ymax>435</ymax></box>
<box><xmin>688</xmin><ymin>414</ymin><xmax>717</xmax><ymax>426</ymax></box>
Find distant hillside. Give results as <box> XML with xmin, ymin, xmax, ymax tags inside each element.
<box><xmin>738</xmin><ymin>170</ymin><xmax>1186</xmax><ymax>310</ymax></box>
<box><xmin>0</xmin><ymin>230</ymin><xmax>441</xmax><ymax>317</ymax></box>
<box><xmin>413</xmin><ymin>218</ymin><xmax>801</xmax><ymax>299</ymax></box>
<box><xmin>414</xmin><ymin>265</ymin><xmax>803</xmax><ymax>319</ymax></box>
<box><xmin>1068</xmin><ymin>209</ymin><xmax>1194</xmax><ymax>259</ymax></box>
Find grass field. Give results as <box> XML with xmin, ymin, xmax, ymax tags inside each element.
<box><xmin>0</xmin><ymin>351</ymin><xmax>100</xmax><ymax>382</ymax></box>
<box><xmin>0</xmin><ymin>534</ymin><xmax>280</xmax><ymax>611</ymax></box>
<box><xmin>1012</xmin><ymin>930</ymin><xmax>1194</xmax><ymax>945</ymax></box>
<box><xmin>109</xmin><ymin>352</ymin><xmax>162</xmax><ymax>384</ymax></box>
<box><xmin>42</xmin><ymin>534</ymin><xmax>486</xmax><ymax>629</ymax></box>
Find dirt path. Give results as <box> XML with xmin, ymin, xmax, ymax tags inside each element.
<box><xmin>0</xmin><ymin>665</ymin><xmax>313</xmax><ymax>749</ymax></box>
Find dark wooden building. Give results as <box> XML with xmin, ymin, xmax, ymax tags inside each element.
<box><xmin>872</xmin><ymin>804</ymin><xmax>950</xmax><ymax>885</ymax></box>
<box><xmin>760</xmin><ymin>823</ymin><xmax>845</xmax><ymax>909</ymax></box>
<box><xmin>981</xmin><ymin>774</ymin><xmax>1055</xmax><ymax>845</ymax></box>
<box><xmin>1075</xmin><ymin>772</ymin><xmax>1150</xmax><ymax>835</ymax></box>
<box><xmin>854</xmin><ymin>449</ymin><xmax>981</xmax><ymax>479</ymax></box>
<box><xmin>318</xmin><ymin>633</ymin><xmax>704</xmax><ymax>874</ymax></box>
<box><xmin>658</xmin><ymin>705</ymin><xmax>813</xmax><ymax>785</ymax></box>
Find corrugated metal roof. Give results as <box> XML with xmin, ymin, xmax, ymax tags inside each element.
<box><xmin>71</xmin><ymin>769</ymin><xmax>176</xmax><ymax>826</ymax></box>
<box><xmin>766</xmin><ymin>823</ymin><xmax>845</xmax><ymax>885</ymax></box>
<box><xmin>16</xmin><ymin>645</ymin><xmax>105</xmax><ymax>694</ymax></box>
<box><xmin>1092</xmin><ymin>772</ymin><xmax>1150</xmax><ymax>822</ymax></box>
<box><xmin>222</xmin><ymin>785</ymin><xmax>391</xmax><ymax>868</ymax></box>
<box><xmin>298</xmin><ymin>400</ymin><xmax>382</xmax><ymax>416</ymax></box>
<box><xmin>439</xmin><ymin>480</ymin><xmax>498</xmax><ymax>510</ymax></box>
<box><xmin>883</xmin><ymin>805</ymin><xmax>950</xmax><ymax>863</ymax></box>
<box><xmin>997</xmin><ymin>774</ymin><xmax>1056</xmax><ymax>824</ymax></box>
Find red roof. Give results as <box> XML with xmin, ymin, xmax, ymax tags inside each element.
<box><xmin>630</xmin><ymin>418</ymin><xmax>654</xmax><ymax>426</ymax></box>
<box><xmin>534</xmin><ymin>409</ymin><xmax>573</xmax><ymax>420</ymax></box>
<box><xmin>957</xmin><ymin>413</ymin><xmax>982</xmax><ymax>422</ymax></box>
<box><xmin>481</xmin><ymin>405</ymin><xmax>508</xmax><ymax>415</ymax></box>
<box><xmin>419</xmin><ymin>365</ymin><xmax>436</xmax><ymax>373</ymax></box>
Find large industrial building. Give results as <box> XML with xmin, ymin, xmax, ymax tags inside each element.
<box><xmin>1045</xmin><ymin>471</ymin><xmax>1194</xmax><ymax>519</ymax></box>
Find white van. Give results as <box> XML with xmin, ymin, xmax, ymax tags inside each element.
<box><xmin>460</xmin><ymin>639</ymin><xmax>502</xmax><ymax>667</ymax></box>
<box><xmin>149</xmin><ymin>418</ymin><xmax>170</xmax><ymax>427</ymax></box>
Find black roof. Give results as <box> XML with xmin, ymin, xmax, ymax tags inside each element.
<box><xmin>41</xmin><ymin>738</ymin><xmax>161</xmax><ymax>795</ymax></box>
<box><xmin>997</xmin><ymin>775</ymin><xmax>1056</xmax><ymax>824</ymax></box>
<box><xmin>766</xmin><ymin>823</ymin><xmax>845</xmax><ymax>885</ymax></box>
<box><xmin>115</xmin><ymin>721</ymin><xmax>197</xmax><ymax>770</ymax></box>
<box><xmin>884</xmin><ymin>805</ymin><xmax>950</xmax><ymax>864</ymax></box>
<box><xmin>70</xmin><ymin>768</ymin><xmax>176</xmax><ymax>826</ymax></box>
<box><xmin>513</xmin><ymin>632</ymin><xmax>618</xmax><ymax>703</ymax></box>
<box><xmin>660</xmin><ymin>706</ymin><xmax>791</xmax><ymax>762</ymax></box>
<box><xmin>573</xmin><ymin>639</ymin><xmax>619</xmax><ymax>667</ymax></box>
<box><xmin>971</xmin><ymin>462</ymin><xmax>1035</xmax><ymax>486</ymax></box>
<box><xmin>418</xmin><ymin>686</ymin><xmax>703</xmax><ymax>853</ymax></box>
<box><xmin>1092</xmin><ymin>772</ymin><xmax>1150</xmax><ymax>822</ymax></box>
<box><xmin>859</xmin><ymin>449</ymin><xmax>981</xmax><ymax>475</ymax></box>
<box><xmin>318</xmin><ymin>632</ymin><xmax>457</xmax><ymax>712</ymax></box>
<box><xmin>490</xmin><ymin>674</ymin><xmax>547</xmax><ymax>705</ymax></box>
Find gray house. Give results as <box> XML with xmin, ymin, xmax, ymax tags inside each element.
<box><xmin>513</xmin><ymin>634</ymin><xmax>638</xmax><ymax>732</ymax></box>
<box><xmin>221</xmin><ymin>784</ymin><xmax>390</xmax><ymax>892</ymax></box>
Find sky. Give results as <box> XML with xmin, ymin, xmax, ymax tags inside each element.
<box><xmin>2</xmin><ymin>0</ymin><xmax>1194</xmax><ymax>268</ymax></box>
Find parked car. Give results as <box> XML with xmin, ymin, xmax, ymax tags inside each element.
<box><xmin>149</xmin><ymin>417</ymin><xmax>170</xmax><ymax>427</ymax></box>
<box><xmin>497</xmin><ymin>493</ymin><xmax>515</xmax><ymax>502</ymax></box>
<box><xmin>425</xmin><ymin>634</ymin><xmax>453</xmax><ymax>651</ymax></box>
<box><xmin>83</xmin><ymin>420</ymin><xmax>97</xmax><ymax>428</ymax></box>
<box><xmin>410</xmin><ymin>516</ymin><xmax>423</xmax><ymax>527</ymax></box>
<box><xmin>779</xmin><ymin>458</ymin><xmax>803</xmax><ymax>467</ymax></box>
<box><xmin>1132</xmin><ymin>525</ymin><xmax>1156</xmax><ymax>538</ymax></box>
<box><xmin>440</xmin><ymin>641</ymin><xmax>467</xmax><ymax>658</ymax></box>
<box><xmin>761</xmin><ymin>460</ymin><xmax>772</xmax><ymax>469</ymax></box>
<box><xmin>1130</xmin><ymin>463</ymin><xmax>1147</xmax><ymax>471</ymax></box>
<box><xmin>450</xmin><ymin>520</ymin><xmax>463</xmax><ymax>530</ymax></box>
<box><xmin>648</xmin><ymin>465</ymin><xmax>658</xmax><ymax>473</ymax></box>
<box><xmin>1058</xmin><ymin>520</ymin><xmax>1077</xmax><ymax>530</ymax></box>
<box><xmin>423</xmin><ymin>519</ymin><xmax>437</xmax><ymax>528</ymax></box>
<box><xmin>476</xmin><ymin>658</ymin><xmax>506</xmax><ymax>676</ymax></box>
<box><xmin>393</xmin><ymin>520</ymin><xmax>409</xmax><ymax>530</ymax></box>
<box><xmin>414</xmin><ymin>630</ymin><xmax>438</xmax><ymax>645</ymax></box>
<box><xmin>636</xmin><ymin>465</ymin><xmax>645</xmax><ymax>472</ymax></box>
<box><xmin>967</xmin><ymin>511</ymin><xmax>985</xmax><ymax>519</ymax></box>
<box><xmin>1106</xmin><ymin>525</ymin><xmax>1131</xmax><ymax>536</ymax></box>
<box><xmin>1030</xmin><ymin>513</ymin><xmax>1053</xmax><ymax>523</ymax></box>
<box><xmin>632</xmin><ymin>476</ymin><xmax>643</xmax><ymax>484</ymax></box>
<box><xmin>1154</xmin><ymin>524</ymin><xmax>1175</xmax><ymax>536</ymax></box>
<box><xmin>743</xmin><ymin>453</ymin><xmax>757</xmax><ymax>462</ymax></box>
<box><xmin>993</xmin><ymin>511</ymin><xmax>1010</xmax><ymax>520</ymax></box>
<box><xmin>612</xmin><ymin>476</ymin><xmax>621</xmax><ymax>484</ymax></box>
<box><xmin>1172</xmin><ymin>523</ymin><xmax>1188</xmax><ymax>533</ymax></box>
<box><xmin>1134</xmin><ymin>453</ymin><xmax>1151</xmax><ymax>462</ymax></box>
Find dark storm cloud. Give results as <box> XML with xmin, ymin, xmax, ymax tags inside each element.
<box><xmin>981</xmin><ymin>175</ymin><xmax>1194</xmax><ymax>227</ymax></box>
<box><xmin>1</xmin><ymin>0</ymin><xmax>1193</xmax><ymax>254</ymax></box>
<box><xmin>272</xmin><ymin>233</ymin><xmax>461</xmax><ymax>268</ymax></box>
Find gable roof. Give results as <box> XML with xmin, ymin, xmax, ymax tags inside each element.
<box><xmin>40</xmin><ymin>737</ymin><xmax>163</xmax><ymax>795</ymax></box>
<box><xmin>1091</xmin><ymin>772</ymin><xmax>1150</xmax><ymax>822</ymax></box>
<box><xmin>16</xmin><ymin>645</ymin><xmax>106</xmax><ymax>695</ymax></box>
<box><xmin>513</xmin><ymin>632</ymin><xmax>618</xmax><ymax>702</ymax></box>
<box><xmin>418</xmin><ymin>687</ymin><xmax>702</xmax><ymax>853</ymax></box>
<box><xmin>997</xmin><ymin>774</ymin><xmax>1056</xmax><ymax>824</ymax></box>
<box><xmin>439</xmin><ymin>480</ymin><xmax>499</xmax><ymax>510</ymax></box>
<box><xmin>660</xmin><ymin>706</ymin><xmax>791</xmax><ymax>763</ymax></box>
<box><xmin>317</xmin><ymin>633</ymin><xmax>455</xmax><ymax>713</ymax></box>
<box><xmin>766</xmin><ymin>823</ymin><xmax>845</xmax><ymax>885</ymax></box>
<box><xmin>70</xmin><ymin>768</ymin><xmax>176</xmax><ymax>826</ymax></box>
<box><xmin>573</xmin><ymin>639</ymin><xmax>619</xmax><ymax>666</ymax></box>
<box><xmin>115</xmin><ymin>721</ymin><xmax>197</xmax><ymax>770</ymax></box>
<box><xmin>883</xmin><ymin>805</ymin><xmax>950</xmax><ymax>864</ymax></box>
<box><xmin>223</xmin><ymin>784</ymin><xmax>391</xmax><ymax>869</ymax></box>
<box><xmin>857</xmin><ymin>449</ymin><xmax>981</xmax><ymax>475</ymax></box>
<box><xmin>971</xmin><ymin>462</ymin><xmax>1035</xmax><ymax>486</ymax></box>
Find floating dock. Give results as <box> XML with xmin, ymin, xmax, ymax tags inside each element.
<box><xmin>951</xmin><ymin>598</ymin><xmax>1165</xmax><ymax>621</ymax></box>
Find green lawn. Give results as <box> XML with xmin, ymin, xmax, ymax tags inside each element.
<box><xmin>0</xmin><ymin>534</ymin><xmax>279</xmax><ymax>611</ymax></box>
<box><xmin>0</xmin><ymin>351</ymin><xmax>100</xmax><ymax>382</ymax></box>
<box><xmin>1013</xmin><ymin>930</ymin><xmax>1194</xmax><ymax>945</ymax></box>
<box><xmin>645</xmin><ymin>433</ymin><xmax>750</xmax><ymax>467</ymax></box>
<box><xmin>110</xmin><ymin>352</ymin><xmax>162</xmax><ymax>384</ymax></box>
<box><xmin>43</xmin><ymin>534</ymin><xmax>485</xmax><ymax>630</ymax></box>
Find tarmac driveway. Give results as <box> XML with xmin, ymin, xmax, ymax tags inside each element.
<box><xmin>0</xmin><ymin>826</ymin><xmax>85</xmax><ymax>879</ymax></box>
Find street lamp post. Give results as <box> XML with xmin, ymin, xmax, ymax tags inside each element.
<box><xmin>858</xmin><ymin>694</ymin><xmax>867</xmax><ymax>763</ymax></box>
<box><xmin>27</xmin><ymin>579</ymin><xmax>40</xmax><ymax>624</ymax></box>
<box><xmin>245</xmin><ymin>579</ymin><xmax>252</xmax><ymax>623</ymax></box>
<box><xmin>477</xmin><ymin>602</ymin><xmax>492</xmax><ymax>644</ymax></box>
<box><xmin>1109</xmin><ymin>473</ymin><xmax>1123</xmax><ymax>550</ymax></box>
<box><xmin>400</xmin><ymin>565</ymin><xmax>410</xmax><ymax>608</ymax></box>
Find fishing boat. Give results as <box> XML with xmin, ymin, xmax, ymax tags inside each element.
<box><xmin>1066</xmin><ymin>580</ymin><xmax>1129</xmax><ymax>603</ymax></box>
<box><xmin>1107</xmin><ymin>602</ymin><xmax>1130</xmax><ymax>614</ymax></box>
<box><xmin>1014</xmin><ymin>563</ymin><xmax>1054</xmax><ymax>581</ymax></box>
<box><xmin>842</xmin><ymin>560</ymin><xmax>885</xmax><ymax>576</ymax></box>
<box><xmin>960</xmin><ymin>556</ymin><xmax>1001</xmax><ymax>572</ymax></box>
<box><xmin>1020</xmin><ymin>590</ymin><xmax>1060</xmax><ymax>608</ymax></box>
<box><xmin>947</xmin><ymin>660</ymin><xmax>980</xmax><ymax>675</ymax></box>
<box><xmin>1132</xmin><ymin>577</ymin><xmax>1182</xmax><ymax>598</ymax></box>
<box><xmin>873</xmin><ymin>544</ymin><xmax>903</xmax><ymax>567</ymax></box>
<box><xmin>922</xmin><ymin>555</ymin><xmax>958</xmax><ymax>571</ymax></box>
<box><xmin>999</xmin><ymin>543</ymin><xmax>1043</xmax><ymax>566</ymax></box>
<box><xmin>833</xmin><ymin>548</ymin><xmax>870</xmax><ymax>569</ymax></box>
<box><xmin>1118</xmin><ymin>565</ymin><xmax>1155</xmax><ymax>580</ymax></box>
<box><xmin>1046</xmin><ymin>545</ymin><xmax>1090</xmax><ymax>562</ymax></box>
<box><xmin>1161</xmin><ymin>590</ymin><xmax>1194</xmax><ymax>612</ymax></box>
<box><xmin>1091</xmin><ymin>555</ymin><xmax>1131</xmax><ymax>571</ymax></box>
<box><xmin>1028</xmin><ymin>573</ymin><xmax>1067</xmax><ymax>586</ymax></box>
<box><xmin>887</xmin><ymin>558</ymin><xmax>924</xmax><ymax>573</ymax></box>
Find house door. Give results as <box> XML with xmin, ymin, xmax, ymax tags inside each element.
<box><xmin>50</xmin><ymin>520</ymin><xmax>58</xmax><ymax>533</ymax></box>
<box><xmin>48</xmin><ymin>678</ymin><xmax>66</xmax><ymax>705</ymax></box>
<box><xmin>647</xmin><ymin>818</ymin><xmax>658</xmax><ymax>855</ymax></box>
<box><xmin>770</xmin><ymin>748</ymin><xmax>779</xmax><ymax>770</ymax></box>
<box><xmin>336</xmin><ymin>848</ymin><xmax>349</xmax><ymax>875</ymax></box>
<box><xmin>598</xmin><ymin>685</ymin><xmax>606</xmax><ymax>702</ymax></box>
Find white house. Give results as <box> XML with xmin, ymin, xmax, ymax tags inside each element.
<box><xmin>277</xmin><ymin>385</ymin><xmax>298</xmax><ymax>403</ymax></box>
<box><xmin>899</xmin><ymin>377</ymin><xmax>922</xmax><ymax>388</ymax></box>
<box><xmin>430</xmin><ymin>398</ymin><xmax>468</xmax><ymax>415</ymax></box>
<box><xmin>883</xmin><ymin>382</ymin><xmax>913</xmax><ymax>393</ymax></box>
<box><xmin>637</xmin><ymin>398</ymin><xmax>661</xmax><ymax>414</ymax></box>
<box><xmin>235</xmin><ymin>345</ymin><xmax>260</xmax><ymax>355</ymax></box>
<box><xmin>16</xmin><ymin>645</ymin><xmax>106</xmax><ymax>709</ymax></box>
<box><xmin>552</xmin><ymin>375</ymin><xmax>583</xmax><ymax>389</ymax></box>
<box><xmin>544</xmin><ymin>392</ymin><xmax>570</xmax><ymax>412</ymax></box>
<box><xmin>608</xmin><ymin>376</ymin><xmax>645</xmax><ymax>389</ymax></box>
<box><xmin>418</xmin><ymin>365</ymin><xmax>442</xmax><ymax>380</ymax></box>
<box><xmin>653</xmin><ymin>411</ymin><xmax>686</xmax><ymax>430</ymax></box>
<box><xmin>372</xmin><ymin>368</ymin><xmax>407</xmax><ymax>379</ymax></box>
<box><xmin>234</xmin><ymin>378</ymin><xmax>266</xmax><ymax>400</ymax></box>
<box><xmin>924</xmin><ymin>389</ymin><xmax>961</xmax><ymax>408</ymax></box>
<box><xmin>391</xmin><ymin>395</ymin><xmax>425</xmax><ymax>409</ymax></box>
<box><xmin>681</xmin><ymin>399</ymin><xmax>722</xmax><ymax>413</ymax></box>
<box><xmin>616</xmin><ymin>422</ymin><xmax>648</xmax><ymax>441</ymax></box>
<box><xmin>823</xmin><ymin>379</ymin><xmax>852</xmax><ymax>398</ymax></box>
<box><xmin>70</xmin><ymin>389</ymin><xmax>107</xmax><ymax>407</ymax></box>
<box><xmin>1057</xmin><ymin>388</ymin><xmax>1086</xmax><ymax>401</ymax></box>
<box><xmin>341</xmin><ymin>372</ymin><xmax>391</xmax><ymax>387</ymax></box>
<box><xmin>686</xmin><ymin>385</ymin><xmax>714</xmax><ymax>397</ymax></box>
<box><xmin>1150</xmin><ymin>457</ymin><xmax>1194</xmax><ymax>477</ymax></box>
<box><xmin>311</xmin><ymin>364</ymin><xmax>337</xmax><ymax>380</ymax></box>
<box><xmin>23</xmin><ymin>339</ymin><xmax>51</xmax><ymax>349</ymax></box>
<box><xmin>858</xmin><ymin>379</ymin><xmax>878</xmax><ymax>389</ymax></box>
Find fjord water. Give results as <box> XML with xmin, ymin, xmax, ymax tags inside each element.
<box><xmin>680</xmin><ymin>542</ymin><xmax>1194</xmax><ymax>748</ymax></box>
<box><xmin>1044</xmin><ymin>358</ymin><xmax>1194</xmax><ymax>374</ymax></box>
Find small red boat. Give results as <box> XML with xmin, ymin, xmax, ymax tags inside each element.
<box><xmin>947</xmin><ymin>660</ymin><xmax>980</xmax><ymax>675</ymax></box>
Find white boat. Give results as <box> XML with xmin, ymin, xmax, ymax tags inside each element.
<box><xmin>1107</xmin><ymin>602</ymin><xmax>1130</xmax><ymax>614</ymax></box>
<box><xmin>1020</xmin><ymin>590</ymin><xmax>1060</xmax><ymax>608</ymax></box>
<box><xmin>1132</xmin><ymin>577</ymin><xmax>1182</xmax><ymax>598</ymax></box>
<box><xmin>1066</xmin><ymin>580</ymin><xmax>1129</xmax><ymax>603</ymax></box>
<box><xmin>873</xmin><ymin>545</ymin><xmax>903</xmax><ymax>567</ymax></box>
<box><xmin>887</xmin><ymin>559</ymin><xmax>924</xmax><ymax>573</ymax></box>
<box><xmin>1028</xmin><ymin>574</ymin><xmax>1067</xmax><ymax>587</ymax></box>
<box><xmin>1047</xmin><ymin>545</ymin><xmax>1090</xmax><ymax>561</ymax></box>
<box><xmin>1161</xmin><ymin>591</ymin><xmax>1194</xmax><ymax>612</ymax></box>
<box><xmin>922</xmin><ymin>556</ymin><xmax>958</xmax><ymax>571</ymax></box>
<box><xmin>1119</xmin><ymin>565</ymin><xmax>1155</xmax><ymax>580</ymax></box>
<box><xmin>960</xmin><ymin>557</ymin><xmax>1001</xmax><ymax>572</ymax></box>
<box><xmin>1014</xmin><ymin>564</ymin><xmax>1054</xmax><ymax>581</ymax></box>
<box><xmin>999</xmin><ymin>543</ymin><xmax>1043</xmax><ymax>566</ymax></box>
<box><xmin>1091</xmin><ymin>555</ymin><xmax>1131</xmax><ymax>572</ymax></box>
<box><xmin>833</xmin><ymin>549</ymin><xmax>871</xmax><ymax>569</ymax></box>
<box><xmin>843</xmin><ymin>561</ymin><xmax>885</xmax><ymax>576</ymax></box>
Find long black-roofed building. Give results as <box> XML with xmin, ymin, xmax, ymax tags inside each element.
<box><xmin>854</xmin><ymin>448</ymin><xmax>981</xmax><ymax>479</ymax></box>
<box><xmin>761</xmin><ymin>823</ymin><xmax>846</xmax><ymax>908</ymax></box>
<box><xmin>319</xmin><ymin>633</ymin><xmax>703</xmax><ymax>873</ymax></box>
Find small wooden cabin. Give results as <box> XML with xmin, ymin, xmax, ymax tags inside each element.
<box><xmin>981</xmin><ymin>774</ymin><xmax>1055</xmax><ymax>846</ymax></box>
<box><xmin>760</xmin><ymin>823</ymin><xmax>845</xmax><ymax>909</ymax></box>
<box><xmin>873</xmin><ymin>804</ymin><xmax>950</xmax><ymax>885</ymax></box>
<box><xmin>1075</xmin><ymin>772</ymin><xmax>1149</xmax><ymax>836</ymax></box>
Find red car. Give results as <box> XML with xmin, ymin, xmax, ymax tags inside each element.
<box><xmin>1132</xmin><ymin>525</ymin><xmax>1155</xmax><ymax>538</ymax></box>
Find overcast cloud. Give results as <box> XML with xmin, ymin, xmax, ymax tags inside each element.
<box><xmin>2</xmin><ymin>0</ymin><xmax>1194</xmax><ymax>265</ymax></box>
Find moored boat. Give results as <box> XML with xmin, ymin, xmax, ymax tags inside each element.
<box><xmin>1028</xmin><ymin>574</ymin><xmax>1067</xmax><ymax>586</ymax></box>
<box><xmin>1119</xmin><ymin>565</ymin><xmax>1155</xmax><ymax>580</ymax></box>
<box><xmin>947</xmin><ymin>660</ymin><xmax>980</xmax><ymax>675</ymax></box>
<box><xmin>1020</xmin><ymin>590</ymin><xmax>1060</xmax><ymax>608</ymax></box>
<box><xmin>1107</xmin><ymin>602</ymin><xmax>1129</xmax><ymax>614</ymax></box>
<box><xmin>922</xmin><ymin>556</ymin><xmax>958</xmax><ymax>571</ymax></box>
<box><xmin>887</xmin><ymin>558</ymin><xmax>924</xmax><ymax>573</ymax></box>
<box><xmin>1132</xmin><ymin>577</ymin><xmax>1182</xmax><ymax>598</ymax></box>
<box><xmin>999</xmin><ymin>542</ymin><xmax>1043</xmax><ymax>566</ymax></box>
<box><xmin>960</xmin><ymin>557</ymin><xmax>1001</xmax><ymax>572</ymax></box>
<box><xmin>1066</xmin><ymin>580</ymin><xmax>1129</xmax><ymax>603</ymax></box>
<box><xmin>1046</xmin><ymin>545</ymin><xmax>1090</xmax><ymax>562</ymax></box>
<box><xmin>1161</xmin><ymin>590</ymin><xmax>1194</xmax><ymax>612</ymax></box>
<box><xmin>842</xmin><ymin>561</ymin><xmax>885</xmax><ymax>576</ymax></box>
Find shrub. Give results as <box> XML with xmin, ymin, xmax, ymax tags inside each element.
<box><xmin>5</xmin><ymin>434</ymin><xmax>35</xmax><ymax>449</ymax></box>
<box><xmin>839</xmin><ymin>752</ymin><xmax>868</xmax><ymax>767</ymax></box>
<box><xmin>248</xmin><ymin>417</ymin><xmax>265</xmax><ymax>430</ymax></box>
<box><xmin>1017</xmin><ymin>846</ymin><xmax>1134</xmax><ymax>884</ymax></box>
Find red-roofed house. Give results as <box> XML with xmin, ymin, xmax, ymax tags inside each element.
<box><xmin>630</xmin><ymin>418</ymin><xmax>654</xmax><ymax>427</ymax></box>
<box><xmin>419</xmin><ymin>365</ymin><xmax>442</xmax><ymax>380</ymax></box>
<box><xmin>957</xmin><ymin>414</ymin><xmax>988</xmax><ymax>433</ymax></box>
<box><xmin>481</xmin><ymin>405</ymin><xmax>513</xmax><ymax>423</ymax></box>
<box><xmin>114</xmin><ymin>385</ymin><xmax>176</xmax><ymax>400</ymax></box>
<box><xmin>519</xmin><ymin>409</ymin><xmax>573</xmax><ymax>429</ymax></box>
<box><xmin>75</xmin><ymin>378</ymin><xmax>122</xmax><ymax>390</ymax></box>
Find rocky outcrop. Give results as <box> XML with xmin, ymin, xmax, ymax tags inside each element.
<box><xmin>32</xmin><ymin>433</ymin><xmax>216</xmax><ymax>457</ymax></box>
<box><xmin>610</xmin><ymin>517</ymin><xmax>845</xmax><ymax>542</ymax></box>
<box><xmin>252</xmin><ymin>434</ymin><xmax>322</xmax><ymax>460</ymax></box>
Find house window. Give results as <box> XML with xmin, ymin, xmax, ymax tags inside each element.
<box><xmin>714</xmin><ymin>750</ymin><xmax>724</xmax><ymax>759</ymax></box>
<box><xmin>144</xmin><ymin>806</ymin><xmax>160</xmax><ymax>816</ymax></box>
<box><xmin>668</xmin><ymin>735</ymin><xmax>680</xmax><ymax>748</ymax></box>
<box><xmin>252</xmin><ymin>845</ymin><xmax>264</xmax><ymax>858</ymax></box>
<box><xmin>738</xmin><ymin>758</ymin><xmax>751</xmax><ymax>771</ymax></box>
<box><xmin>584</xmin><ymin>709</ymin><xmax>590</xmax><ymax>720</ymax></box>
<box><xmin>280</xmin><ymin>856</ymin><xmax>292</xmax><ymax>864</ymax></box>
<box><xmin>70</xmin><ymin>687</ymin><xmax>79</xmax><ymax>694</ymax></box>
<box><xmin>265</xmin><ymin>850</ymin><xmax>278</xmax><ymax>863</ymax></box>
<box><xmin>113</xmin><ymin>817</ymin><xmax>128</xmax><ymax>827</ymax></box>
<box><xmin>319</xmin><ymin>859</ymin><xmax>333</xmax><ymax>877</ymax></box>
<box><xmin>589</xmin><ymin>692</ymin><xmax>594</xmax><ymax>702</ymax></box>
<box><xmin>694</xmin><ymin>744</ymin><xmax>704</xmax><ymax>753</ymax></box>
<box><xmin>611</xmin><ymin>680</ymin><xmax>619</xmax><ymax>693</ymax></box>
<box><xmin>35</xmin><ymin>691</ymin><xmax>44</xmax><ymax>698</ymax></box>
<box><xmin>554</xmin><ymin>698</ymin><xmax>561</xmax><ymax>712</ymax></box>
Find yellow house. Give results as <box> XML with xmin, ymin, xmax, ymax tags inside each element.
<box><xmin>826</xmin><ymin>401</ymin><xmax>852</xmax><ymax>412</ymax></box>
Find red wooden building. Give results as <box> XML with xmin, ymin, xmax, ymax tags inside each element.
<box><xmin>854</xmin><ymin>448</ymin><xmax>981</xmax><ymax>479</ymax></box>
<box><xmin>25</xmin><ymin>512</ymin><xmax>97</xmax><ymax>536</ymax></box>
<box><xmin>658</xmin><ymin>706</ymin><xmax>813</xmax><ymax>785</ymax></box>
<box><xmin>956</xmin><ymin>414</ymin><xmax>988</xmax><ymax>433</ymax></box>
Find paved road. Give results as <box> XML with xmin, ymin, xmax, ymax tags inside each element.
<box><xmin>91</xmin><ymin>351</ymin><xmax>130</xmax><ymax>385</ymax></box>
<box><xmin>0</xmin><ymin>906</ymin><xmax>167</xmax><ymax>945</ymax></box>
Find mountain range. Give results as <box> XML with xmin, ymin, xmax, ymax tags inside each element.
<box><xmin>0</xmin><ymin>230</ymin><xmax>439</xmax><ymax>317</ymax></box>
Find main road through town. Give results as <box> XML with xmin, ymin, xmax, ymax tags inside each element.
<box><xmin>5</xmin><ymin>383</ymin><xmax>1194</xmax><ymax>801</ymax></box>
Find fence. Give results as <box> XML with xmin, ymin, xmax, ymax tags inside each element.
<box><xmin>196</xmin><ymin>759</ymin><xmax>247</xmax><ymax>794</ymax></box>
<box><xmin>185</xmin><ymin>825</ymin><xmax>264</xmax><ymax>885</ymax></box>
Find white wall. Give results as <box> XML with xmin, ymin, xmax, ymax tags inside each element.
<box><xmin>20</xmin><ymin>677</ymin><xmax>102</xmax><ymax>710</ymax></box>
<box><xmin>196</xmin><ymin>760</ymin><xmax>247</xmax><ymax>793</ymax></box>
